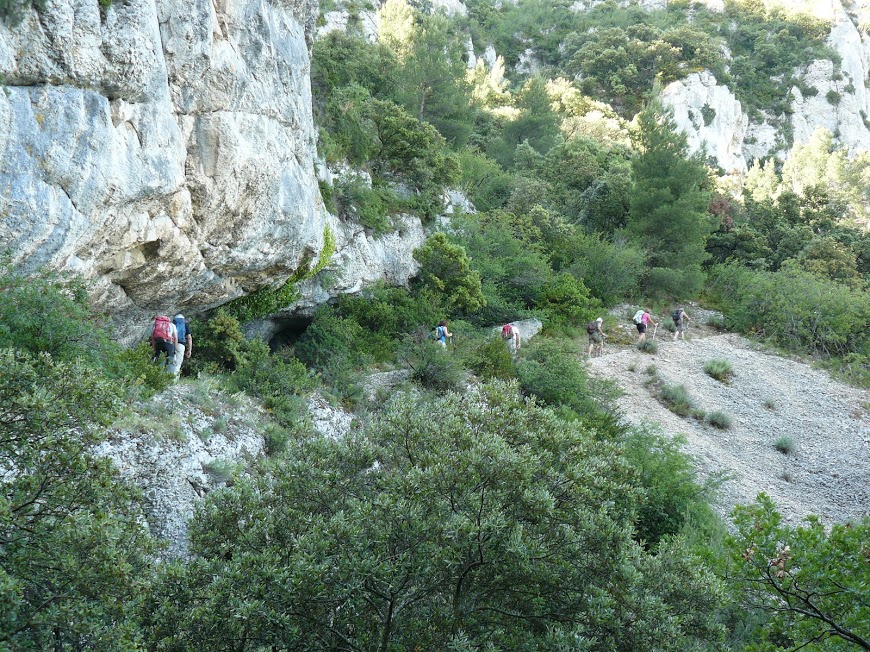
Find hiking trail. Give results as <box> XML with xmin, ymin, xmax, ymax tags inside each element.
<box><xmin>585</xmin><ymin>309</ymin><xmax>869</xmax><ymax>525</ymax></box>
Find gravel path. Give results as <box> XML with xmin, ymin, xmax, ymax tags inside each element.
<box><xmin>587</xmin><ymin>330</ymin><xmax>869</xmax><ymax>525</ymax></box>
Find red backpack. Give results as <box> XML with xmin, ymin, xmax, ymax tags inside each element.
<box><xmin>501</xmin><ymin>324</ymin><xmax>513</xmax><ymax>338</ymax></box>
<box><xmin>152</xmin><ymin>315</ymin><xmax>173</xmax><ymax>342</ymax></box>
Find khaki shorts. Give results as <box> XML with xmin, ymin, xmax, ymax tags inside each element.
<box><xmin>588</xmin><ymin>331</ymin><xmax>603</xmax><ymax>344</ymax></box>
<box><xmin>674</xmin><ymin>319</ymin><xmax>684</xmax><ymax>332</ymax></box>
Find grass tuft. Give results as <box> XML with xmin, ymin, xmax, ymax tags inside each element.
<box><xmin>706</xmin><ymin>410</ymin><xmax>732</xmax><ymax>429</ymax></box>
<box><xmin>704</xmin><ymin>359</ymin><xmax>734</xmax><ymax>383</ymax></box>
<box><xmin>637</xmin><ymin>339</ymin><xmax>658</xmax><ymax>354</ymax></box>
<box><xmin>659</xmin><ymin>383</ymin><xmax>696</xmax><ymax>416</ymax></box>
<box><xmin>774</xmin><ymin>436</ymin><xmax>795</xmax><ymax>455</ymax></box>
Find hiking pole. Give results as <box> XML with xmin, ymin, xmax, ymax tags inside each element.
<box><xmin>652</xmin><ymin>324</ymin><xmax>658</xmax><ymax>340</ymax></box>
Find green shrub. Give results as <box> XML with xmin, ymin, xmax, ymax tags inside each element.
<box><xmin>658</xmin><ymin>383</ymin><xmax>696</xmax><ymax>416</ymax></box>
<box><xmin>707</xmin><ymin>264</ymin><xmax>870</xmax><ymax>362</ymax></box>
<box><xmin>231</xmin><ymin>339</ymin><xmax>317</xmax><ymax>428</ymax></box>
<box><xmin>468</xmin><ymin>336</ymin><xmax>516</xmax><ymax>380</ymax></box>
<box><xmin>706</xmin><ymin>410</ymin><xmax>732</xmax><ymax>429</ymax></box>
<box><xmin>704</xmin><ymin>359</ymin><xmax>734</xmax><ymax>383</ymax></box>
<box><xmin>637</xmin><ymin>339</ymin><xmax>658</xmax><ymax>354</ymax></box>
<box><xmin>690</xmin><ymin>408</ymin><xmax>707</xmax><ymax>421</ymax></box>
<box><xmin>398</xmin><ymin>331</ymin><xmax>465</xmax><ymax>392</ymax></box>
<box><xmin>537</xmin><ymin>272</ymin><xmax>601</xmax><ymax>326</ymax></box>
<box><xmin>764</xmin><ymin>398</ymin><xmax>777</xmax><ymax>411</ymax></box>
<box><xmin>188</xmin><ymin>310</ymin><xmax>247</xmax><ymax>374</ymax></box>
<box><xmin>774</xmin><ymin>436</ymin><xmax>795</xmax><ymax>454</ymax></box>
<box><xmin>621</xmin><ymin>425</ymin><xmax>719</xmax><ymax>547</ymax></box>
<box><xmin>517</xmin><ymin>339</ymin><xmax>622</xmax><ymax>435</ymax></box>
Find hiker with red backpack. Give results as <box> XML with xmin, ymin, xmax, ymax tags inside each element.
<box><xmin>501</xmin><ymin>323</ymin><xmax>521</xmax><ymax>355</ymax></box>
<box><xmin>151</xmin><ymin>315</ymin><xmax>177</xmax><ymax>367</ymax></box>
<box><xmin>587</xmin><ymin>317</ymin><xmax>605</xmax><ymax>357</ymax></box>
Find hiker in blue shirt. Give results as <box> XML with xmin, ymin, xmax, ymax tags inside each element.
<box><xmin>435</xmin><ymin>320</ymin><xmax>453</xmax><ymax>348</ymax></box>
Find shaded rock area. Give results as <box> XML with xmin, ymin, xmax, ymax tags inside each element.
<box><xmin>588</xmin><ymin>332</ymin><xmax>869</xmax><ymax>525</ymax></box>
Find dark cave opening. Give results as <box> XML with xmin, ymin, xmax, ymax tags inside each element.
<box><xmin>267</xmin><ymin>314</ymin><xmax>314</xmax><ymax>351</ymax></box>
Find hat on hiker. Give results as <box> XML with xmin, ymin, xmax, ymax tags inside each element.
<box><xmin>596</xmin><ymin>317</ymin><xmax>603</xmax><ymax>322</ymax></box>
<box><xmin>175</xmin><ymin>314</ymin><xmax>185</xmax><ymax>320</ymax></box>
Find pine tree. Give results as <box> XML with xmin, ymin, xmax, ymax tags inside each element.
<box><xmin>627</xmin><ymin>96</ymin><xmax>714</xmax><ymax>296</ymax></box>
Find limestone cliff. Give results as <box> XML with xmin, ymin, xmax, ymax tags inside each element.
<box><xmin>0</xmin><ymin>0</ymin><xmax>425</xmax><ymax>341</ymax></box>
<box><xmin>661</xmin><ymin>0</ymin><xmax>870</xmax><ymax>170</ymax></box>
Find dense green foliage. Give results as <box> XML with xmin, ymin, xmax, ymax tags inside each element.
<box><xmin>0</xmin><ymin>271</ymin><xmax>156</xmax><ymax>649</ymax></box>
<box><xmin>726</xmin><ymin>495</ymin><xmax>869</xmax><ymax>651</ymax></box>
<box><xmin>144</xmin><ymin>383</ymin><xmax>726</xmax><ymax>651</ymax></box>
<box><xmin>627</xmin><ymin>98</ymin><xmax>715</xmax><ymax>296</ymax></box>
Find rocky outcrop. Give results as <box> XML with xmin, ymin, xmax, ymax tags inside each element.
<box><xmin>0</xmin><ymin>0</ymin><xmax>426</xmax><ymax>343</ymax></box>
<box><xmin>0</xmin><ymin>0</ymin><xmax>323</xmax><ymax>339</ymax></box>
<box><xmin>790</xmin><ymin>5</ymin><xmax>870</xmax><ymax>154</ymax></box>
<box><xmin>662</xmin><ymin>71</ymin><xmax>748</xmax><ymax>176</ymax></box>
<box><xmin>97</xmin><ymin>381</ymin><xmax>268</xmax><ymax>558</ymax></box>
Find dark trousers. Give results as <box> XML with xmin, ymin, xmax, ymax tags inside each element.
<box><xmin>152</xmin><ymin>338</ymin><xmax>176</xmax><ymax>365</ymax></box>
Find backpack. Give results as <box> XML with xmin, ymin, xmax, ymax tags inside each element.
<box><xmin>501</xmin><ymin>324</ymin><xmax>513</xmax><ymax>338</ymax></box>
<box><xmin>432</xmin><ymin>325</ymin><xmax>444</xmax><ymax>340</ymax></box>
<box><xmin>633</xmin><ymin>309</ymin><xmax>645</xmax><ymax>325</ymax></box>
<box><xmin>587</xmin><ymin>321</ymin><xmax>599</xmax><ymax>334</ymax></box>
<box><xmin>672</xmin><ymin>309</ymin><xmax>682</xmax><ymax>322</ymax></box>
<box><xmin>153</xmin><ymin>315</ymin><xmax>173</xmax><ymax>342</ymax></box>
<box><xmin>173</xmin><ymin>317</ymin><xmax>187</xmax><ymax>342</ymax></box>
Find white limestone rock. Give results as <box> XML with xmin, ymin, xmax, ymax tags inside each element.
<box><xmin>789</xmin><ymin>3</ymin><xmax>870</xmax><ymax>153</ymax></box>
<box><xmin>662</xmin><ymin>71</ymin><xmax>748</xmax><ymax>176</ymax></box>
<box><xmin>0</xmin><ymin>0</ymin><xmax>424</xmax><ymax>343</ymax></box>
<box><xmin>96</xmin><ymin>381</ymin><xmax>267</xmax><ymax>559</ymax></box>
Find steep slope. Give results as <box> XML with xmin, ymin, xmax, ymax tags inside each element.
<box><xmin>588</xmin><ymin>331</ymin><xmax>869</xmax><ymax>525</ymax></box>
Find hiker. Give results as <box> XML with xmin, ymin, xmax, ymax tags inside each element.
<box><xmin>501</xmin><ymin>323</ymin><xmax>521</xmax><ymax>355</ymax></box>
<box><xmin>633</xmin><ymin>307</ymin><xmax>657</xmax><ymax>344</ymax></box>
<box><xmin>151</xmin><ymin>315</ymin><xmax>177</xmax><ymax>367</ymax></box>
<box><xmin>587</xmin><ymin>317</ymin><xmax>605</xmax><ymax>357</ymax></box>
<box><xmin>672</xmin><ymin>308</ymin><xmax>692</xmax><ymax>341</ymax></box>
<box><xmin>434</xmin><ymin>320</ymin><xmax>453</xmax><ymax>348</ymax></box>
<box><xmin>169</xmin><ymin>314</ymin><xmax>192</xmax><ymax>378</ymax></box>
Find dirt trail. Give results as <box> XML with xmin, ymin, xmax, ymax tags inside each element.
<box><xmin>586</xmin><ymin>319</ymin><xmax>869</xmax><ymax>525</ymax></box>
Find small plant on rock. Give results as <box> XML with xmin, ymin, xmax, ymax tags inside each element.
<box><xmin>774</xmin><ymin>436</ymin><xmax>795</xmax><ymax>455</ymax></box>
<box><xmin>707</xmin><ymin>410</ymin><xmax>732</xmax><ymax>429</ymax></box>
<box><xmin>637</xmin><ymin>339</ymin><xmax>658</xmax><ymax>354</ymax></box>
<box><xmin>764</xmin><ymin>398</ymin><xmax>777</xmax><ymax>411</ymax></box>
<box><xmin>704</xmin><ymin>359</ymin><xmax>733</xmax><ymax>383</ymax></box>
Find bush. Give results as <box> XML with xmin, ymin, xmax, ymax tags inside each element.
<box><xmin>658</xmin><ymin>383</ymin><xmax>696</xmax><ymax>416</ymax></box>
<box><xmin>188</xmin><ymin>310</ymin><xmax>248</xmax><ymax>374</ymax></box>
<box><xmin>517</xmin><ymin>339</ymin><xmax>622</xmax><ymax>435</ymax></box>
<box><xmin>774</xmin><ymin>436</ymin><xmax>795</xmax><ymax>454</ymax></box>
<box><xmin>647</xmin><ymin>266</ymin><xmax>706</xmax><ymax>298</ymax></box>
<box><xmin>707</xmin><ymin>264</ymin><xmax>870</xmax><ymax>363</ymax></box>
<box><xmin>397</xmin><ymin>331</ymin><xmax>465</xmax><ymax>391</ymax></box>
<box><xmin>706</xmin><ymin>410</ymin><xmax>732</xmax><ymax>429</ymax></box>
<box><xmin>704</xmin><ymin>359</ymin><xmax>733</xmax><ymax>383</ymax></box>
<box><xmin>231</xmin><ymin>339</ymin><xmax>317</xmax><ymax>428</ymax></box>
<box><xmin>621</xmin><ymin>425</ymin><xmax>719</xmax><ymax>547</ymax></box>
<box><xmin>468</xmin><ymin>336</ymin><xmax>516</xmax><ymax>380</ymax></box>
<box><xmin>637</xmin><ymin>339</ymin><xmax>658</xmax><ymax>354</ymax></box>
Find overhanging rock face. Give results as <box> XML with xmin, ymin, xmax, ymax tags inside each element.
<box><xmin>0</xmin><ymin>0</ymin><xmax>327</xmax><ymax>340</ymax></box>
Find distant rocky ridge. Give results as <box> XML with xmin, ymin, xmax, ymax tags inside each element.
<box><xmin>662</xmin><ymin>0</ymin><xmax>870</xmax><ymax>168</ymax></box>
<box><xmin>0</xmin><ymin>0</ymin><xmax>425</xmax><ymax>342</ymax></box>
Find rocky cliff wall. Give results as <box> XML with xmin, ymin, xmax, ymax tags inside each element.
<box><xmin>0</xmin><ymin>0</ymin><xmax>426</xmax><ymax>342</ymax></box>
<box><xmin>662</xmin><ymin>0</ymin><xmax>870</xmax><ymax>171</ymax></box>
